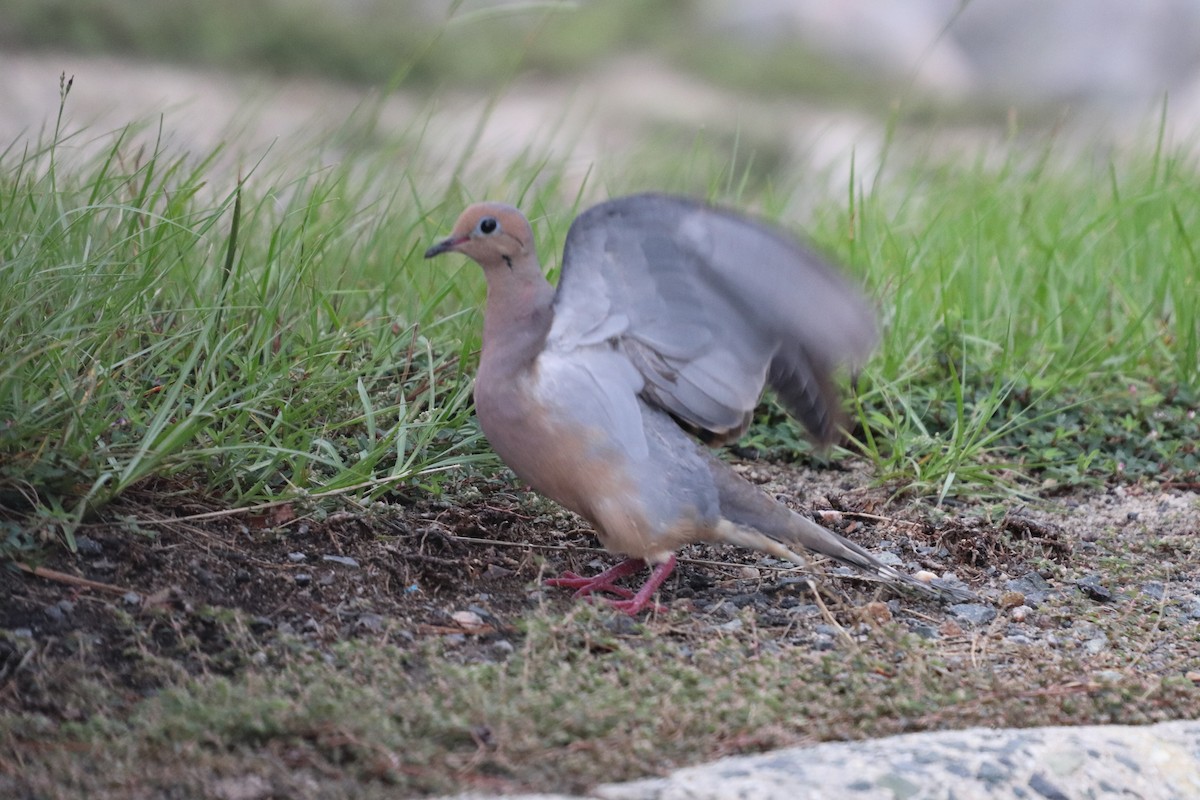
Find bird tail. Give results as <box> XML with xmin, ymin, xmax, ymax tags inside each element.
<box><xmin>709</xmin><ymin>460</ymin><xmax>976</xmax><ymax>602</ymax></box>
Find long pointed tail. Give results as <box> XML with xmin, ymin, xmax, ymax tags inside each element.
<box><xmin>709</xmin><ymin>459</ymin><xmax>977</xmax><ymax>602</ymax></box>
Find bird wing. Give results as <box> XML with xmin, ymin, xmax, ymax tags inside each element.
<box><xmin>545</xmin><ymin>193</ymin><xmax>877</xmax><ymax>445</ymax></box>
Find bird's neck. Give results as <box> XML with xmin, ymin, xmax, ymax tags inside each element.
<box><xmin>480</xmin><ymin>268</ymin><xmax>555</xmax><ymax>372</ymax></box>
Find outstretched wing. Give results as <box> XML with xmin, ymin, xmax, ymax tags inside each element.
<box><xmin>546</xmin><ymin>193</ymin><xmax>876</xmax><ymax>446</ymax></box>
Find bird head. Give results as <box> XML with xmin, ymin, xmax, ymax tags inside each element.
<box><xmin>424</xmin><ymin>202</ymin><xmax>534</xmax><ymax>271</ymax></box>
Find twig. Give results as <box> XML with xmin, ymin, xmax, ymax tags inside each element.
<box><xmin>15</xmin><ymin>563</ymin><xmax>136</xmax><ymax>597</ymax></box>
<box><xmin>809</xmin><ymin>581</ymin><xmax>855</xmax><ymax>648</ymax></box>
<box><xmin>823</xmin><ymin>510</ymin><xmax>925</xmax><ymax>528</ymax></box>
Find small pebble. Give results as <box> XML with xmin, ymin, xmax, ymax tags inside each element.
<box><xmin>317</xmin><ymin>572</ymin><xmax>335</xmax><ymax>586</ymax></box>
<box><xmin>73</xmin><ymin>535</ymin><xmax>103</xmax><ymax>556</ymax></box>
<box><xmin>999</xmin><ymin>591</ymin><xmax>1025</xmax><ymax>609</ymax></box>
<box><xmin>738</xmin><ymin>566</ymin><xmax>760</xmax><ymax>580</ymax></box>
<box><xmin>1076</xmin><ymin>576</ymin><xmax>1114</xmax><ymax>603</ymax></box>
<box><xmin>1007</xmin><ymin>572</ymin><xmax>1051</xmax><ymax>592</ymax></box>
<box><xmin>122</xmin><ymin>592</ymin><xmax>141</xmax><ymax>606</ymax></box>
<box><xmin>294</xmin><ymin>573</ymin><xmax>311</xmax><ymax>586</ymax></box>
<box><xmin>604</xmin><ymin>615</ymin><xmax>640</xmax><ymax>635</ymax></box>
<box><xmin>491</xmin><ymin>638</ymin><xmax>515</xmax><ymax>656</ymax></box>
<box><xmin>287</xmin><ymin>552</ymin><xmax>307</xmax><ymax>563</ymax></box>
<box><xmin>451</xmin><ymin>610</ymin><xmax>487</xmax><ymax>633</ymax></box>
<box><xmin>860</xmin><ymin>601</ymin><xmax>892</xmax><ymax>624</ymax></box>
<box><xmin>948</xmin><ymin>603</ymin><xmax>997</xmax><ymax>626</ymax></box>
<box><xmin>43</xmin><ymin>605</ymin><xmax>65</xmax><ymax>623</ymax></box>
<box><xmin>913</xmin><ymin>570</ymin><xmax>937</xmax><ymax>584</ymax></box>
<box><xmin>911</xmin><ymin>623</ymin><xmax>940</xmax><ymax>640</ymax></box>
<box><xmin>1010</xmin><ymin>605</ymin><xmax>1033</xmax><ymax>622</ymax></box>
<box><xmin>482</xmin><ymin>564</ymin><xmax>513</xmax><ymax>580</ymax></box>
<box><xmin>322</xmin><ymin>555</ymin><xmax>359</xmax><ymax>568</ymax></box>
<box><xmin>1084</xmin><ymin>636</ymin><xmax>1107</xmax><ymax>655</ymax></box>
<box><xmin>874</xmin><ymin>551</ymin><xmax>903</xmax><ymax>567</ymax></box>
<box><xmin>1183</xmin><ymin>599</ymin><xmax>1200</xmax><ymax>620</ymax></box>
<box><xmin>939</xmin><ymin>619</ymin><xmax>964</xmax><ymax>637</ymax></box>
<box><xmin>356</xmin><ymin>614</ymin><xmax>385</xmax><ymax>633</ymax></box>
<box><xmin>812</xmin><ymin>633</ymin><xmax>836</xmax><ymax>651</ymax></box>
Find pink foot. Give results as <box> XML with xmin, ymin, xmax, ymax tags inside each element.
<box><xmin>545</xmin><ymin>556</ymin><xmax>678</xmax><ymax>615</ymax></box>
<box><xmin>545</xmin><ymin>558</ymin><xmax>644</xmax><ymax>599</ymax></box>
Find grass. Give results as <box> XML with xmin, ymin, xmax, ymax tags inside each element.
<box><xmin>2</xmin><ymin>81</ymin><xmax>1199</xmax><ymax>552</ymax></box>
<box><xmin>6</xmin><ymin>602</ymin><xmax>1196</xmax><ymax>796</ymax></box>
<box><xmin>0</xmin><ymin>83</ymin><xmax>493</xmax><ymax>553</ymax></box>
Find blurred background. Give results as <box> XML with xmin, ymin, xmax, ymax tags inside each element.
<box><xmin>4</xmin><ymin>0</ymin><xmax>1200</xmax><ymax>196</ymax></box>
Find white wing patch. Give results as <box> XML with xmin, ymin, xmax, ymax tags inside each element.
<box><xmin>533</xmin><ymin>346</ymin><xmax>649</xmax><ymax>461</ymax></box>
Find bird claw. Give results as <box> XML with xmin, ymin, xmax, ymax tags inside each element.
<box><xmin>544</xmin><ymin>556</ymin><xmax>676</xmax><ymax>616</ymax></box>
<box><xmin>545</xmin><ymin>571</ymin><xmax>635</xmax><ymax>599</ymax></box>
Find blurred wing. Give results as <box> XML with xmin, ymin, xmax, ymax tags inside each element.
<box><xmin>547</xmin><ymin>194</ymin><xmax>876</xmax><ymax>445</ymax></box>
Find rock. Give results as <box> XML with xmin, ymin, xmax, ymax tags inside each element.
<box><xmin>450</xmin><ymin>610</ymin><xmax>487</xmax><ymax>633</ymax></box>
<box><xmin>593</xmin><ymin>720</ymin><xmax>1200</xmax><ymax>800</ymax></box>
<box><xmin>1007</xmin><ymin>572</ymin><xmax>1055</xmax><ymax>606</ymax></box>
<box><xmin>1140</xmin><ymin>582</ymin><xmax>1165</xmax><ymax>601</ymax></box>
<box><xmin>874</xmin><ymin>551</ymin><xmax>903</xmax><ymax>567</ymax></box>
<box><xmin>1077</xmin><ymin>575</ymin><xmax>1114</xmax><ymax>603</ymax></box>
<box><xmin>948</xmin><ymin>603</ymin><xmax>997</xmax><ymax>626</ymax></box>
<box><xmin>999</xmin><ymin>591</ymin><xmax>1025</xmax><ymax>609</ymax></box>
<box><xmin>482</xmin><ymin>564</ymin><xmax>513</xmax><ymax>580</ymax></box>
<box><xmin>911</xmin><ymin>623</ymin><xmax>940</xmax><ymax>640</ymax></box>
<box><xmin>1010</xmin><ymin>605</ymin><xmax>1033</xmax><ymax>622</ymax></box>
<box><xmin>73</xmin><ymin>535</ymin><xmax>103</xmax><ymax>556</ymax></box>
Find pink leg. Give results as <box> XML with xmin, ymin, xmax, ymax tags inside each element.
<box><xmin>609</xmin><ymin>556</ymin><xmax>677</xmax><ymax>615</ymax></box>
<box><xmin>545</xmin><ymin>555</ymin><xmax>677</xmax><ymax>615</ymax></box>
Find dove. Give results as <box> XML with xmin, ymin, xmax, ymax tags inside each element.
<box><xmin>424</xmin><ymin>193</ymin><xmax>970</xmax><ymax>614</ymax></box>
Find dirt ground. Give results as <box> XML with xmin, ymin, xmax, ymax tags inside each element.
<box><xmin>4</xmin><ymin>458</ymin><xmax>1198</xmax><ymax>732</ymax></box>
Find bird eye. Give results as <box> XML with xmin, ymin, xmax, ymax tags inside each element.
<box><xmin>478</xmin><ymin>216</ymin><xmax>499</xmax><ymax>235</ymax></box>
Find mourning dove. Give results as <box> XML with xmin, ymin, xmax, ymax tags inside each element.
<box><xmin>425</xmin><ymin>193</ymin><xmax>970</xmax><ymax>614</ymax></box>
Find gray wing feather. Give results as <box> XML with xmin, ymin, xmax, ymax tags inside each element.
<box><xmin>548</xmin><ymin>193</ymin><xmax>877</xmax><ymax>446</ymax></box>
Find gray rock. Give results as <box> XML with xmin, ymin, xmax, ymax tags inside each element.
<box><xmin>585</xmin><ymin>721</ymin><xmax>1200</xmax><ymax>800</ymax></box>
<box><xmin>948</xmin><ymin>603</ymin><xmax>997</xmax><ymax>626</ymax></box>
<box><xmin>73</xmin><ymin>535</ymin><xmax>103</xmax><ymax>556</ymax></box>
<box><xmin>1077</xmin><ymin>575</ymin><xmax>1115</xmax><ymax>603</ymax></box>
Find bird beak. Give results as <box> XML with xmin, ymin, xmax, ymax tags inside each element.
<box><xmin>424</xmin><ymin>235</ymin><xmax>467</xmax><ymax>259</ymax></box>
